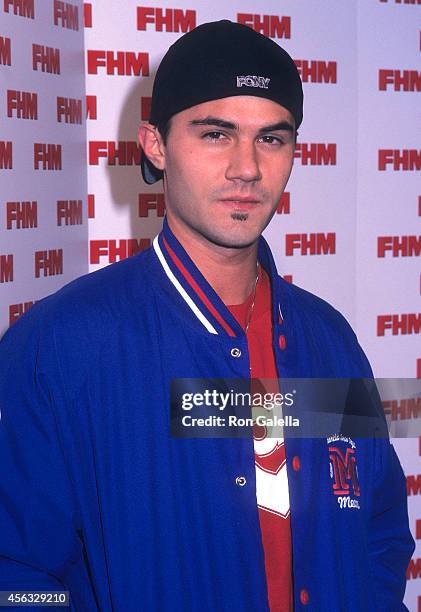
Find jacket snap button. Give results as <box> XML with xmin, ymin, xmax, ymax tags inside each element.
<box><xmin>231</xmin><ymin>348</ymin><xmax>241</xmax><ymax>358</ymax></box>
<box><xmin>235</xmin><ymin>476</ymin><xmax>246</xmax><ymax>487</ymax></box>
<box><xmin>278</xmin><ymin>335</ymin><xmax>287</xmax><ymax>350</ymax></box>
<box><xmin>300</xmin><ymin>588</ymin><xmax>309</xmax><ymax>605</ymax></box>
<box><xmin>292</xmin><ymin>456</ymin><xmax>301</xmax><ymax>471</ymax></box>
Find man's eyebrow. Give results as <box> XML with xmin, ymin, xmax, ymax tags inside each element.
<box><xmin>188</xmin><ymin>117</ymin><xmax>237</xmax><ymax>130</ymax></box>
<box><xmin>188</xmin><ymin>117</ymin><xmax>294</xmax><ymax>133</ymax></box>
<box><xmin>257</xmin><ymin>121</ymin><xmax>294</xmax><ymax>134</ymax></box>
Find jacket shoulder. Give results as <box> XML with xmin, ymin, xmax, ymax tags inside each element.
<box><xmin>0</xmin><ymin>248</ymin><xmax>155</xmax><ymax>388</ymax></box>
<box><xmin>277</xmin><ymin>276</ymin><xmax>373</xmax><ymax>377</ymax></box>
<box><xmin>13</xmin><ymin>248</ymin><xmax>153</xmax><ymax>332</ymax></box>
<box><xmin>283</xmin><ymin>278</ymin><xmax>350</xmax><ymax>326</ymax></box>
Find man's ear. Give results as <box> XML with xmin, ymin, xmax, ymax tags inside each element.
<box><xmin>138</xmin><ymin>124</ymin><xmax>166</xmax><ymax>171</ymax></box>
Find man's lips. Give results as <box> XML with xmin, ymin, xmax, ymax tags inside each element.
<box><xmin>219</xmin><ymin>196</ymin><xmax>261</xmax><ymax>203</ymax></box>
<box><xmin>218</xmin><ymin>197</ymin><xmax>261</xmax><ymax>210</ymax></box>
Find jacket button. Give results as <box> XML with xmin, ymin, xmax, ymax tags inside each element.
<box><xmin>235</xmin><ymin>476</ymin><xmax>246</xmax><ymax>487</ymax></box>
<box><xmin>278</xmin><ymin>335</ymin><xmax>287</xmax><ymax>350</ymax></box>
<box><xmin>292</xmin><ymin>456</ymin><xmax>301</xmax><ymax>471</ymax></box>
<box><xmin>231</xmin><ymin>347</ymin><xmax>241</xmax><ymax>358</ymax></box>
<box><xmin>300</xmin><ymin>588</ymin><xmax>309</xmax><ymax>605</ymax></box>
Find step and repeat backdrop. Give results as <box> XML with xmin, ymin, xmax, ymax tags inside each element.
<box><xmin>0</xmin><ymin>0</ymin><xmax>87</xmax><ymax>337</ymax></box>
<box><xmin>1</xmin><ymin>0</ymin><xmax>420</xmax><ymax>608</ymax></box>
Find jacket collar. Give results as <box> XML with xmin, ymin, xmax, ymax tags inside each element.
<box><xmin>153</xmin><ymin>217</ymin><xmax>286</xmax><ymax>337</ymax></box>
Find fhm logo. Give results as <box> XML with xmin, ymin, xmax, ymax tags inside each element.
<box><xmin>328</xmin><ymin>436</ymin><xmax>361</xmax><ymax>509</ymax></box>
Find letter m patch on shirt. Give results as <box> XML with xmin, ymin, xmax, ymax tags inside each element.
<box><xmin>328</xmin><ymin>445</ymin><xmax>361</xmax><ymax>497</ymax></box>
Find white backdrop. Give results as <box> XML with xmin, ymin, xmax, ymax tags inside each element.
<box><xmin>0</xmin><ymin>0</ymin><xmax>87</xmax><ymax>338</ymax></box>
<box><xmin>1</xmin><ymin>0</ymin><xmax>420</xmax><ymax>608</ymax></box>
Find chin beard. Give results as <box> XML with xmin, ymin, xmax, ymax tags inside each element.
<box><xmin>230</xmin><ymin>212</ymin><xmax>249</xmax><ymax>222</ymax></box>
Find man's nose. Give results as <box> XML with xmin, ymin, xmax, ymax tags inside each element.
<box><xmin>225</xmin><ymin>141</ymin><xmax>262</xmax><ymax>182</ymax></box>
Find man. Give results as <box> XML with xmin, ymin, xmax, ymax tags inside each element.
<box><xmin>0</xmin><ymin>20</ymin><xmax>414</xmax><ymax>611</ymax></box>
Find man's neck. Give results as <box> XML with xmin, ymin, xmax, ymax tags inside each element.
<box><xmin>167</xmin><ymin>216</ymin><xmax>259</xmax><ymax>306</ymax></box>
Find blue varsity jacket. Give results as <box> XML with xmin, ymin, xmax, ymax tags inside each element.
<box><xmin>0</xmin><ymin>219</ymin><xmax>414</xmax><ymax>611</ymax></box>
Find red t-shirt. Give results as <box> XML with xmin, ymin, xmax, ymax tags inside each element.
<box><xmin>228</xmin><ymin>267</ymin><xmax>293</xmax><ymax>612</ymax></box>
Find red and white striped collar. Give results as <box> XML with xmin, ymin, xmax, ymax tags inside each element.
<box><xmin>153</xmin><ymin>218</ymin><xmax>285</xmax><ymax>337</ymax></box>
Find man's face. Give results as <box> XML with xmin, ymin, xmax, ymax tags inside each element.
<box><xmin>158</xmin><ymin>96</ymin><xmax>295</xmax><ymax>250</ymax></box>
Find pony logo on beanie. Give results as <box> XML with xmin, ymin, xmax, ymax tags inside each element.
<box><xmin>236</xmin><ymin>75</ymin><xmax>271</xmax><ymax>89</ymax></box>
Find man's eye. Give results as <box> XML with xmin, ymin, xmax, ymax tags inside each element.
<box><xmin>259</xmin><ymin>135</ymin><xmax>284</xmax><ymax>145</ymax></box>
<box><xmin>202</xmin><ymin>131</ymin><xmax>227</xmax><ymax>141</ymax></box>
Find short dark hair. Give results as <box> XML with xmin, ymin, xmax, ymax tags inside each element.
<box><xmin>156</xmin><ymin>118</ymin><xmax>172</xmax><ymax>145</ymax></box>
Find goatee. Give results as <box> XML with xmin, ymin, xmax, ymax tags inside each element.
<box><xmin>231</xmin><ymin>212</ymin><xmax>249</xmax><ymax>222</ymax></box>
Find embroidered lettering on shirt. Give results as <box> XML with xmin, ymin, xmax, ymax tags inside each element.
<box><xmin>327</xmin><ymin>435</ymin><xmax>361</xmax><ymax>510</ymax></box>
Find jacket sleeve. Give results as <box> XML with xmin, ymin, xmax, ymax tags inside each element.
<box><xmin>346</xmin><ymin>331</ymin><xmax>414</xmax><ymax>608</ymax></box>
<box><xmin>0</xmin><ymin>307</ymin><xmax>96</xmax><ymax>611</ymax></box>
<box><xmin>367</xmin><ymin>436</ymin><xmax>415</xmax><ymax>609</ymax></box>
